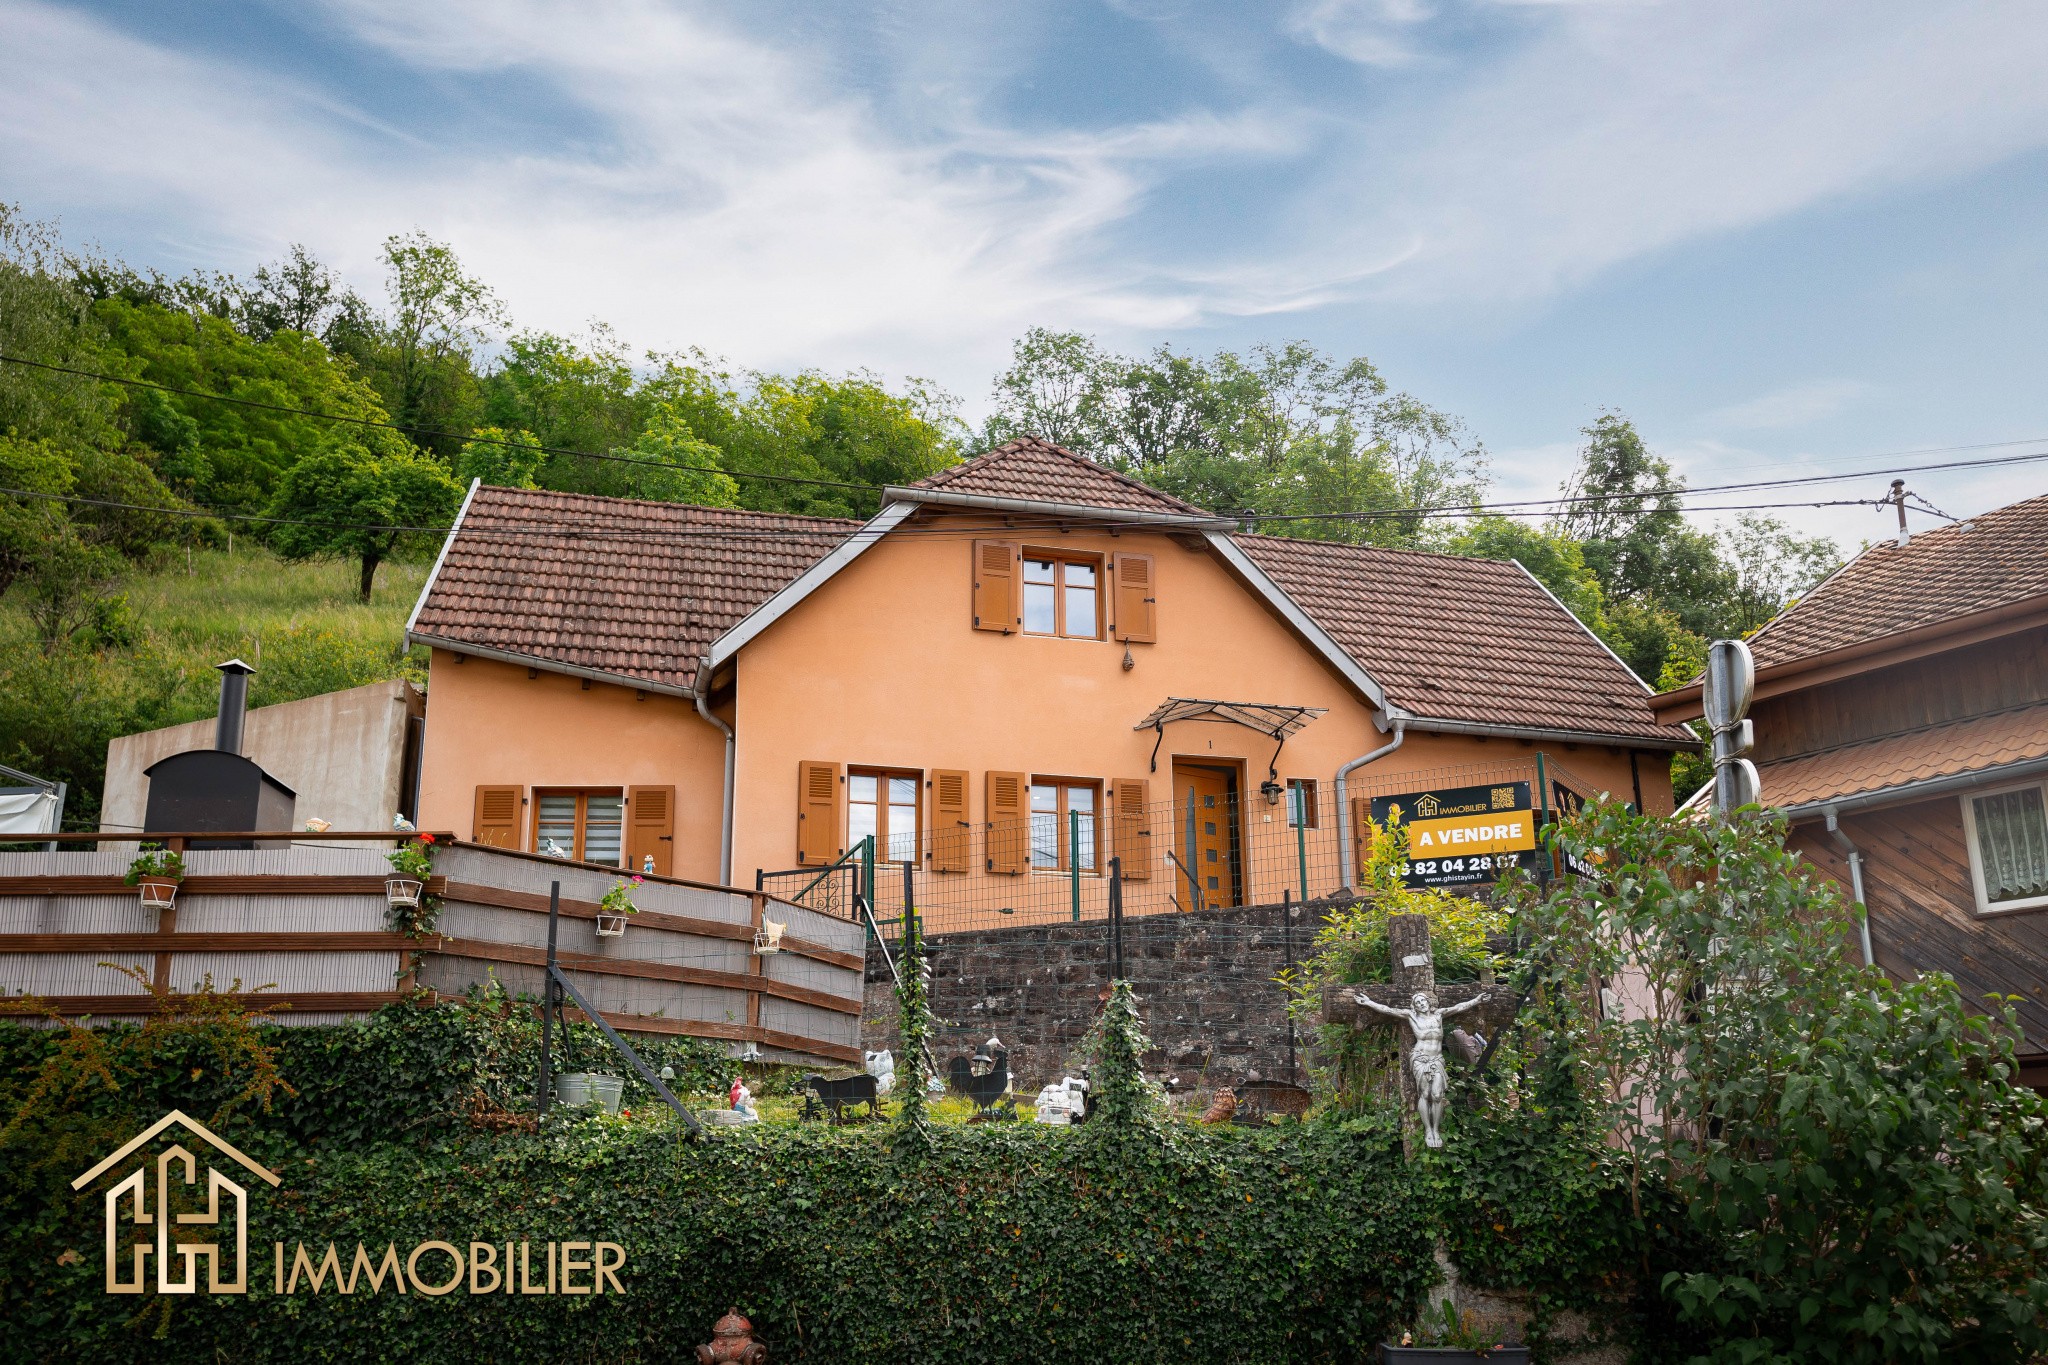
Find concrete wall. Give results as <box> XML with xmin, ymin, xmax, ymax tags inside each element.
<box><xmin>103</xmin><ymin>680</ymin><xmax>423</xmax><ymax>839</ymax></box>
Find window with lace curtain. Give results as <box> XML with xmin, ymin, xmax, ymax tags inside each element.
<box><xmin>1962</xmin><ymin>781</ymin><xmax>2048</xmax><ymax>914</ymax></box>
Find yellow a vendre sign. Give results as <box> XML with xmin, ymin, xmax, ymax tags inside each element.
<box><xmin>73</xmin><ymin>1110</ymin><xmax>628</xmax><ymax>1299</ymax></box>
<box><xmin>1370</xmin><ymin>781</ymin><xmax>1537</xmax><ymax>889</ymax></box>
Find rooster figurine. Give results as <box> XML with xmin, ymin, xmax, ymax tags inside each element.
<box><xmin>945</xmin><ymin>1036</ymin><xmax>1017</xmax><ymax>1120</ymax></box>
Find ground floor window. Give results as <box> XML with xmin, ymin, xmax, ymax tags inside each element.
<box><xmin>534</xmin><ymin>789</ymin><xmax>624</xmax><ymax>865</ymax></box>
<box><xmin>1964</xmin><ymin>780</ymin><xmax>2048</xmax><ymax>913</ymax></box>
<box><xmin>1031</xmin><ymin>778</ymin><xmax>1099</xmax><ymax>871</ymax></box>
<box><xmin>850</xmin><ymin>769</ymin><xmax>920</xmax><ymax>863</ymax></box>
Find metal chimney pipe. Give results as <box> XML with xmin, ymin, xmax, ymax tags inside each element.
<box><xmin>215</xmin><ymin>659</ymin><xmax>256</xmax><ymax>754</ymax></box>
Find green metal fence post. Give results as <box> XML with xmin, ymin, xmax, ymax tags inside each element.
<box><xmin>1533</xmin><ymin>752</ymin><xmax>1551</xmax><ymax>889</ymax></box>
<box><xmin>860</xmin><ymin>834</ymin><xmax>877</xmax><ymax>940</ymax></box>
<box><xmin>1070</xmin><ymin>808</ymin><xmax>1082</xmax><ymax>922</ymax></box>
<box><xmin>1293</xmin><ymin>782</ymin><xmax>1310</xmax><ymax>903</ymax></box>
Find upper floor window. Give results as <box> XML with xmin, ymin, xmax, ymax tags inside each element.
<box><xmin>1023</xmin><ymin>555</ymin><xmax>1100</xmax><ymax>639</ymax></box>
<box><xmin>1031</xmin><ymin>778</ymin><xmax>1099</xmax><ymax>871</ymax></box>
<box><xmin>850</xmin><ymin>768</ymin><xmax>920</xmax><ymax>863</ymax></box>
<box><xmin>1963</xmin><ymin>780</ymin><xmax>2048</xmax><ymax>914</ymax></box>
<box><xmin>535</xmin><ymin>789</ymin><xmax>623</xmax><ymax>865</ymax></box>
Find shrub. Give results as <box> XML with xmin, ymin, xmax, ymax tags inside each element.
<box><xmin>1504</xmin><ymin>802</ymin><xmax>2048</xmax><ymax>1364</ymax></box>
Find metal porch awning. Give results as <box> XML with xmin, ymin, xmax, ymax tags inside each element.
<box><xmin>1133</xmin><ymin>698</ymin><xmax>1328</xmax><ymax>774</ymax></box>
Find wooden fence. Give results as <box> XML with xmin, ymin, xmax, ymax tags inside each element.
<box><xmin>0</xmin><ymin>838</ymin><xmax>864</xmax><ymax>1065</ymax></box>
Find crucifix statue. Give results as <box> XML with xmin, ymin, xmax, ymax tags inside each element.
<box><xmin>1323</xmin><ymin>913</ymin><xmax>1517</xmax><ymax>1151</ymax></box>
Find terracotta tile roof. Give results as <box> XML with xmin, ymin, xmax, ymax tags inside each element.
<box><xmin>409</xmin><ymin>486</ymin><xmax>858</xmax><ymax>693</ymax></box>
<box><xmin>1230</xmin><ymin>534</ymin><xmax>1695</xmax><ymax>745</ymax></box>
<box><xmin>909</xmin><ymin>436</ymin><xmax>1208</xmax><ymax>516</ymax></box>
<box><xmin>1747</xmin><ymin>492</ymin><xmax>2048</xmax><ymax>670</ymax></box>
<box><xmin>1760</xmin><ymin>703</ymin><xmax>2048</xmax><ymax>809</ymax></box>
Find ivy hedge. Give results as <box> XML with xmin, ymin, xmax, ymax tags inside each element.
<box><xmin>0</xmin><ymin>989</ymin><xmax>1638</xmax><ymax>1363</ymax></box>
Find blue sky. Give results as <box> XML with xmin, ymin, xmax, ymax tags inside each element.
<box><xmin>5</xmin><ymin>0</ymin><xmax>2047</xmax><ymax>546</ymax></box>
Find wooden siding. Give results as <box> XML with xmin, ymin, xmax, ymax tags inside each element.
<box><xmin>1792</xmin><ymin>795</ymin><xmax>2048</xmax><ymax>1053</ymax></box>
<box><xmin>1754</xmin><ymin>628</ymin><xmax>2048</xmax><ymax>762</ymax></box>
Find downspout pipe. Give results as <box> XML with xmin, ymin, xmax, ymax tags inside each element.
<box><xmin>1823</xmin><ymin>808</ymin><xmax>1876</xmax><ymax>968</ymax></box>
<box><xmin>695</xmin><ymin>657</ymin><xmax>736</xmax><ymax>886</ymax></box>
<box><xmin>1336</xmin><ymin>717</ymin><xmax>1407</xmax><ymax>891</ymax></box>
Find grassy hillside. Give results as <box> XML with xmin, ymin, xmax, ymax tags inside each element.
<box><xmin>0</xmin><ymin>549</ymin><xmax>429</xmax><ymax>831</ymax></box>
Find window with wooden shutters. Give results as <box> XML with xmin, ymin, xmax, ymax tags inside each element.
<box><xmin>473</xmin><ymin>785</ymin><xmax>522</xmax><ymax>849</ymax></box>
<box><xmin>796</xmin><ymin>760</ymin><xmax>842</xmax><ymax>865</ymax></box>
<box><xmin>532</xmin><ymin>789</ymin><xmax>624</xmax><ymax>865</ymax></box>
<box><xmin>971</xmin><ymin>540</ymin><xmax>1020</xmax><ymax>633</ymax></box>
<box><xmin>1111</xmin><ymin>552</ymin><xmax>1156</xmax><ymax>643</ymax></box>
<box><xmin>931</xmin><ymin>769</ymin><xmax>970</xmax><ymax>873</ymax></box>
<box><xmin>1109</xmin><ymin>778</ymin><xmax>1151</xmax><ymax>879</ymax></box>
<box><xmin>985</xmin><ymin>770</ymin><xmax>1027</xmax><ymax>875</ymax></box>
<box><xmin>626</xmin><ymin>785</ymin><xmax>675</xmax><ymax>876</ymax></box>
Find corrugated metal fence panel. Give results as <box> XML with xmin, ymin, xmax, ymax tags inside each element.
<box><xmin>763</xmin><ymin>949</ymin><xmax>863</xmax><ymax>1005</ymax></box>
<box><xmin>176</xmin><ymin>895</ymin><xmax>388</xmax><ymax>934</ymax></box>
<box><xmin>163</xmin><ymin>951</ymin><xmax>400</xmax><ymax>996</ymax></box>
<box><xmin>0</xmin><ymin>953</ymin><xmax>155</xmax><ymax>996</ymax></box>
<box><xmin>0</xmin><ymin>896</ymin><xmax>160</xmax><ymax>935</ymax></box>
<box><xmin>760</xmin><ymin>996</ymin><xmax>860</xmax><ymax>1051</ymax></box>
<box><xmin>772</xmin><ymin>899</ymin><xmax>866</xmax><ymax>958</ymax></box>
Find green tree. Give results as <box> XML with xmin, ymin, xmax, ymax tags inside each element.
<box><xmin>479</xmin><ymin>329</ymin><xmax>645</xmax><ymax>492</ymax></box>
<box><xmin>615</xmin><ymin>402</ymin><xmax>740</xmax><ymax>506</ymax></box>
<box><xmin>94</xmin><ymin>296</ymin><xmax>395</xmax><ymax>513</ymax></box>
<box><xmin>984</xmin><ymin>330</ymin><xmax>1485</xmax><ymax>545</ymax></box>
<box><xmin>0</xmin><ymin>205</ymin><xmax>120</xmax><ymax>449</ymax></box>
<box><xmin>455</xmin><ymin>426</ymin><xmax>545</xmax><ymax>491</ymax></box>
<box><xmin>331</xmin><ymin>232</ymin><xmax>502</xmax><ymax>457</ymax></box>
<box><xmin>267</xmin><ymin>437</ymin><xmax>461</xmax><ymax>601</ymax></box>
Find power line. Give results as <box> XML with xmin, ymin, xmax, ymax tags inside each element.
<box><xmin>0</xmin><ymin>483</ymin><xmax>1897</xmax><ymax>544</ymax></box>
<box><xmin>0</xmin><ymin>351</ymin><xmax>883</xmax><ymax>498</ymax></box>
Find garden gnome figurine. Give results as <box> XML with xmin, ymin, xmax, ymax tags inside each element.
<box><xmin>729</xmin><ymin>1076</ymin><xmax>757</xmax><ymax>1122</ymax></box>
<box><xmin>696</xmin><ymin>1309</ymin><xmax>767</xmax><ymax>1365</ymax></box>
<box><xmin>1352</xmin><ymin>989</ymin><xmax>1485</xmax><ymax>1148</ymax></box>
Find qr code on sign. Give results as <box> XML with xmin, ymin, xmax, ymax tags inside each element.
<box><xmin>1491</xmin><ymin>787</ymin><xmax>1516</xmax><ymax>809</ymax></box>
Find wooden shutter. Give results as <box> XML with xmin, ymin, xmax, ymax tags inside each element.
<box><xmin>1111</xmin><ymin>552</ymin><xmax>1156</xmax><ymax>643</ymax></box>
<box><xmin>796</xmin><ymin>761</ymin><xmax>842</xmax><ymax>865</ymax></box>
<box><xmin>1110</xmin><ymin>778</ymin><xmax>1151</xmax><ymax>880</ymax></box>
<box><xmin>985</xmin><ymin>770</ymin><xmax>1027</xmax><ymax>875</ymax></box>
<box><xmin>972</xmin><ymin>540</ymin><xmax>1020</xmax><ymax>633</ymax></box>
<box><xmin>473</xmin><ymin>786</ymin><xmax>522</xmax><ymax>848</ymax></box>
<box><xmin>931</xmin><ymin>769</ymin><xmax>970</xmax><ymax>873</ymax></box>
<box><xmin>626</xmin><ymin>785</ymin><xmax>675</xmax><ymax>876</ymax></box>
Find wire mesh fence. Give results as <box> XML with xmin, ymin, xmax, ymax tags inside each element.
<box><xmin>758</xmin><ymin>752</ymin><xmax>1634</xmax><ymax>941</ymax></box>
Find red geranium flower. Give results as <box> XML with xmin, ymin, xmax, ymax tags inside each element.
<box><xmin>418</xmin><ymin>833</ymin><xmax>436</xmax><ymax>845</ymax></box>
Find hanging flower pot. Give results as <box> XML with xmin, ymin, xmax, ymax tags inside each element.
<box><xmin>753</xmin><ymin>917</ymin><xmax>786</xmax><ymax>956</ymax></box>
<box><xmin>595</xmin><ymin>875</ymin><xmax>642</xmax><ymax>939</ymax></box>
<box><xmin>125</xmin><ymin>844</ymin><xmax>186</xmax><ymax>913</ymax></box>
<box><xmin>385</xmin><ymin>877</ymin><xmax>424</xmax><ymax>909</ymax></box>
<box><xmin>137</xmin><ymin>876</ymin><xmax>181</xmax><ymax>911</ymax></box>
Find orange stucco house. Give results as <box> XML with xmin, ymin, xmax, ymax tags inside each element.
<box><xmin>405</xmin><ymin>438</ymin><xmax>1690</xmax><ymax>929</ymax></box>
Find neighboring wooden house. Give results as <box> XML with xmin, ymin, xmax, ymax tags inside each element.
<box><xmin>405</xmin><ymin>437</ymin><xmax>1692</xmax><ymax>930</ymax></box>
<box><xmin>1653</xmin><ymin>492</ymin><xmax>2048</xmax><ymax>1087</ymax></box>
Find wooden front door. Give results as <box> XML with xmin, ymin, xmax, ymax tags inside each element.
<box><xmin>1172</xmin><ymin>762</ymin><xmax>1242</xmax><ymax>911</ymax></box>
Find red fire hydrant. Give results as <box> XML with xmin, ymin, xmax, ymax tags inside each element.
<box><xmin>696</xmin><ymin>1309</ymin><xmax>767</xmax><ymax>1364</ymax></box>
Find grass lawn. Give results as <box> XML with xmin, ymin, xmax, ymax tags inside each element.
<box><xmin>0</xmin><ymin>547</ymin><xmax>431</xmax><ymax>829</ymax></box>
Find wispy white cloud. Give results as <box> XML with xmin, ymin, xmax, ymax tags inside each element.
<box><xmin>1703</xmin><ymin>380</ymin><xmax>1872</xmax><ymax>432</ymax></box>
<box><xmin>1283</xmin><ymin>1</ymin><xmax>2048</xmax><ymax>310</ymax></box>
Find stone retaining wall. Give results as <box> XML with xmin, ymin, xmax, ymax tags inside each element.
<box><xmin>861</xmin><ymin>899</ymin><xmax>1337</xmax><ymax>1091</ymax></box>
